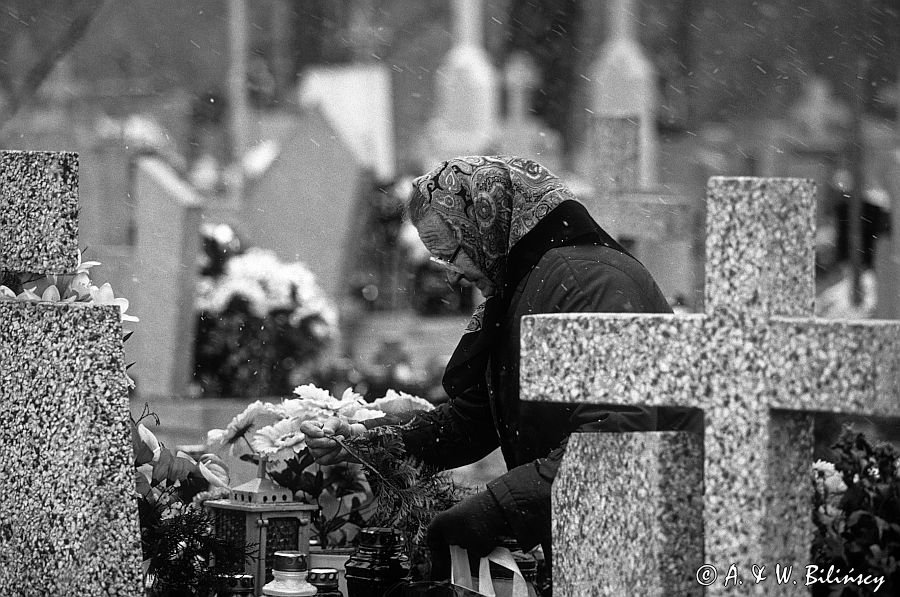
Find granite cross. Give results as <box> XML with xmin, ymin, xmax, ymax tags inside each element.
<box><xmin>520</xmin><ymin>177</ymin><xmax>900</xmax><ymax>596</ymax></box>
<box><xmin>0</xmin><ymin>150</ymin><xmax>142</xmax><ymax>595</ymax></box>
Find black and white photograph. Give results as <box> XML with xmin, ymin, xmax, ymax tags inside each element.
<box><xmin>0</xmin><ymin>1</ymin><xmax>898</xmax><ymax>595</ymax></box>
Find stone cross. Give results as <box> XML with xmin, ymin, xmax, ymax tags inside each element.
<box><xmin>0</xmin><ymin>151</ymin><xmax>142</xmax><ymax>595</ymax></box>
<box><xmin>520</xmin><ymin>177</ymin><xmax>900</xmax><ymax>596</ymax></box>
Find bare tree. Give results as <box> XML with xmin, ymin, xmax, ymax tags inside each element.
<box><xmin>0</xmin><ymin>0</ymin><xmax>107</xmax><ymax>128</ymax></box>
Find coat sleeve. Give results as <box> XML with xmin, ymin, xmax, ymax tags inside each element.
<box><xmin>364</xmin><ymin>380</ymin><xmax>500</xmax><ymax>470</ymax></box>
<box><xmin>486</xmin><ymin>252</ymin><xmax>678</xmax><ymax>550</ymax></box>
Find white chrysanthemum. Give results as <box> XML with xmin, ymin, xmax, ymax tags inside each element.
<box><xmin>823</xmin><ymin>473</ymin><xmax>847</xmax><ymax>494</ymax></box>
<box><xmin>347</xmin><ymin>408</ymin><xmax>386</xmax><ymax>422</ymax></box>
<box><xmin>811</xmin><ymin>460</ymin><xmax>837</xmax><ymax>476</ymax></box>
<box><xmin>251</xmin><ymin>418</ymin><xmax>307</xmax><ymax>462</ymax></box>
<box><xmin>206</xmin><ymin>428</ymin><xmax>228</xmax><ymax>451</ymax></box>
<box><xmin>370</xmin><ymin>389</ymin><xmax>435</xmax><ymax>415</ymax></box>
<box><xmin>278</xmin><ymin>398</ymin><xmax>329</xmax><ymax>422</ymax></box>
<box><xmin>293</xmin><ymin>384</ymin><xmax>342</xmax><ymax>410</ymax></box>
<box><xmin>195</xmin><ymin>246</ymin><xmax>338</xmax><ymax>344</ymax></box>
<box><xmin>202</xmin><ymin>223</ymin><xmax>237</xmax><ymax>246</ymax></box>
<box><xmin>219</xmin><ymin>400</ymin><xmax>284</xmax><ymax>446</ymax></box>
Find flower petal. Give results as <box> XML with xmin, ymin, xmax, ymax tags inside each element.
<box><xmin>42</xmin><ymin>285</ymin><xmax>61</xmax><ymax>302</ymax></box>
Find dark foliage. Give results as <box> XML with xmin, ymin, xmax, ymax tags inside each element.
<box><xmin>812</xmin><ymin>427</ymin><xmax>900</xmax><ymax>596</ymax></box>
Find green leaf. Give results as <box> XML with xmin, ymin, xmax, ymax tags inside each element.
<box><xmin>135</xmin><ymin>472</ymin><xmax>151</xmax><ymax>498</ymax></box>
<box><xmin>167</xmin><ymin>453</ymin><xmax>200</xmax><ymax>483</ymax></box>
<box><xmin>152</xmin><ymin>449</ymin><xmax>173</xmax><ymax>485</ymax></box>
<box><xmin>297</xmin><ymin>472</ymin><xmax>320</xmax><ymax>497</ymax></box>
<box><xmin>846</xmin><ymin>510</ymin><xmax>870</xmax><ymax>528</ymax></box>
<box><xmin>132</xmin><ymin>425</ymin><xmax>154</xmax><ymax>466</ymax></box>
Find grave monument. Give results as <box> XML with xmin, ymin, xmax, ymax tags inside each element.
<box><xmin>522</xmin><ymin>177</ymin><xmax>900</xmax><ymax>595</ymax></box>
<box><xmin>420</xmin><ymin>0</ymin><xmax>499</xmax><ymax>166</ymax></box>
<box><xmin>576</xmin><ymin>0</ymin><xmax>696</xmax><ymax>305</ymax></box>
<box><xmin>0</xmin><ymin>150</ymin><xmax>142</xmax><ymax>595</ymax></box>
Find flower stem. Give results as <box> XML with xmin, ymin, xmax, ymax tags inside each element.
<box><xmin>241</xmin><ymin>434</ymin><xmax>256</xmax><ymax>458</ymax></box>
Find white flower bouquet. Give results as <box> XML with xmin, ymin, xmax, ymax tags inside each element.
<box><xmin>193</xmin><ymin>234</ymin><xmax>338</xmax><ymax>398</ymax></box>
<box><xmin>205</xmin><ymin>384</ymin><xmax>434</xmax><ymax>547</ymax></box>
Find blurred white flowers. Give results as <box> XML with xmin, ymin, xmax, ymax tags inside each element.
<box><xmin>195</xmin><ymin>247</ymin><xmax>337</xmax><ymax>331</ymax></box>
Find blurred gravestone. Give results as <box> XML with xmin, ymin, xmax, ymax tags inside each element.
<box><xmin>0</xmin><ymin>150</ymin><xmax>142</xmax><ymax>596</ymax></box>
<box><xmin>130</xmin><ymin>154</ymin><xmax>203</xmax><ymax>399</ymax></box>
<box><xmin>420</xmin><ymin>0</ymin><xmax>499</xmax><ymax>165</ymax></box>
<box><xmin>496</xmin><ymin>52</ymin><xmax>563</xmax><ymax>175</ymax></box>
<box><xmin>576</xmin><ymin>0</ymin><xmax>695</xmax><ymax>305</ymax></box>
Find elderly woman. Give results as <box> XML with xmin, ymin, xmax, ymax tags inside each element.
<box><xmin>302</xmin><ymin>155</ymin><xmax>695</xmax><ymax>581</ymax></box>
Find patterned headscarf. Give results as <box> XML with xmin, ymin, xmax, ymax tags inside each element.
<box><xmin>412</xmin><ymin>155</ymin><xmax>575</xmax><ymax>287</ymax></box>
<box><xmin>413</xmin><ymin>156</ymin><xmax>632</xmax><ymax>395</ymax></box>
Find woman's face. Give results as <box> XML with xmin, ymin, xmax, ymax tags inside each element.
<box><xmin>415</xmin><ymin>210</ymin><xmax>497</xmax><ymax>298</ymax></box>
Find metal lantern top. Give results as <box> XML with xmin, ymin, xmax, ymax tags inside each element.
<box><xmin>231</xmin><ymin>455</ymin><xmax>293</xmax><ymax>505</ymax></box>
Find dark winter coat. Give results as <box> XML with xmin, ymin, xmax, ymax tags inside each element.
<box><xmin>394</xmin><ymin>238</ymin><xmax>680</xmax><ymax>550</ymax></box>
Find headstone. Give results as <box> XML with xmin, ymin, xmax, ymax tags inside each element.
<box><xmin>496</xmin><ymin>52</ymin><xmax>563</xmax><ymax>175</ymax></box>
<box><xmin>573</xmin><ymin>0</ymin><xmax>695</xmax><ymax>305</ymax></box>
<box><xmin>204</xmin><ymin>108</ymin><xmax>362</xmax><ymax>302</ymax></box>
<box><xmin>787</xmin><ymin>76</ymin><xmax>852</xmax><ymax>147</ymax></box>
<box><xmin>0</xmin><ymin>150</ymin><xmax>142</xmax><ymax>595</ymax></box>
<box><xmin>421</xmin><ymin>0</ymin><xmax>499</xmax><ymax>163</ymax></box>
<box><xmin>130</xmin><ymin>154</ymin><xmax>204</xmax><ymax>399</ymax></box>
<box><xmin>521</xmin><ymin>177</ymin><xmax>900</xmax><ymax>596</ymax></box>
<box><xmin>578</xmin><ymin>0</ymin><xmax>658</xmax><ymax>187</ymax></box>
<box><xmin>297</xmin><ymin>64</ymin><xmax>396</xmax><ymax>180</ymax></box>
<box><xmin>876</xmin><ymin>148</ymin><xmax>900</xmax><ymax>318</ymax></box>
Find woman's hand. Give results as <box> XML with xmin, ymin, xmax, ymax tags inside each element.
<box><xmin>300</xmin><ymin>418</ymin><xmax>366</xmax><ymax>465</ymax></box>
<box><xmin>426</xmin><ymin>489</ymin><xmax>510</xmax><ymax>580</ymax></box>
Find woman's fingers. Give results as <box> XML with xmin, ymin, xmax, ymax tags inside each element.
<box><xmin>299</xmin><ymin>420</ymin><xmax>325</xmax><ymax>438</ymax></box>
<box><xmin>302</xmin><ymin>418</ymin><xmax>355</xmax><ymax>464</ymax></box>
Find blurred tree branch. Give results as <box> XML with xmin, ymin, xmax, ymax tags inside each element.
<box><xmin>0</xmin><ymin>0</ymin><xmax>106</xmax><ymax>128</ymax></box>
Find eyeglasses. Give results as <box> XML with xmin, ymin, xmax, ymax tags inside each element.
<box><xmin>429</xmin><ymin>245</ymin><xmax>464</xmax><ymax>275</ymax></box>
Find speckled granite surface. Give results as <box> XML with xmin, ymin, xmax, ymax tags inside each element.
<box><xmin>0</xmin><ymin>150</ymin><xmax>79</xmax><ymax>274</ymax></box>
<box><xmin>553</xmin><ymin>432</ymin><xmax>704</xmax><ymax>596</ymax></box>
<box><xmin>0</xmin><ymin>150</ymin><xmax>141</xmax><ymax>596</ymax></box>
<box><xmin>0</xmin><ymin>301</ymin><xmax>142</xmax><ymax>597</ymax></box>
<box><xmin>521</xmin><ymin>177</ymin><xmax>900</xmax><ymax>595</ymax></box>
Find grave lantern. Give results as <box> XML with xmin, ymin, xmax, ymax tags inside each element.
<box><xmin>207</xmin><ymin>456</ymin><xmax>318</xmax><ymax>596</ymax></box>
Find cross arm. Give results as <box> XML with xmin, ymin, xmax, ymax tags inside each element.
<box><xmin>767</xmin><ymin>316</ymin><xmax>900</xmax><ymax>417</ymax></box>
<box><xmin>519</xmin><ymin>312</ymin><xmax>707</xmax><ymax>407</ymax></box>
